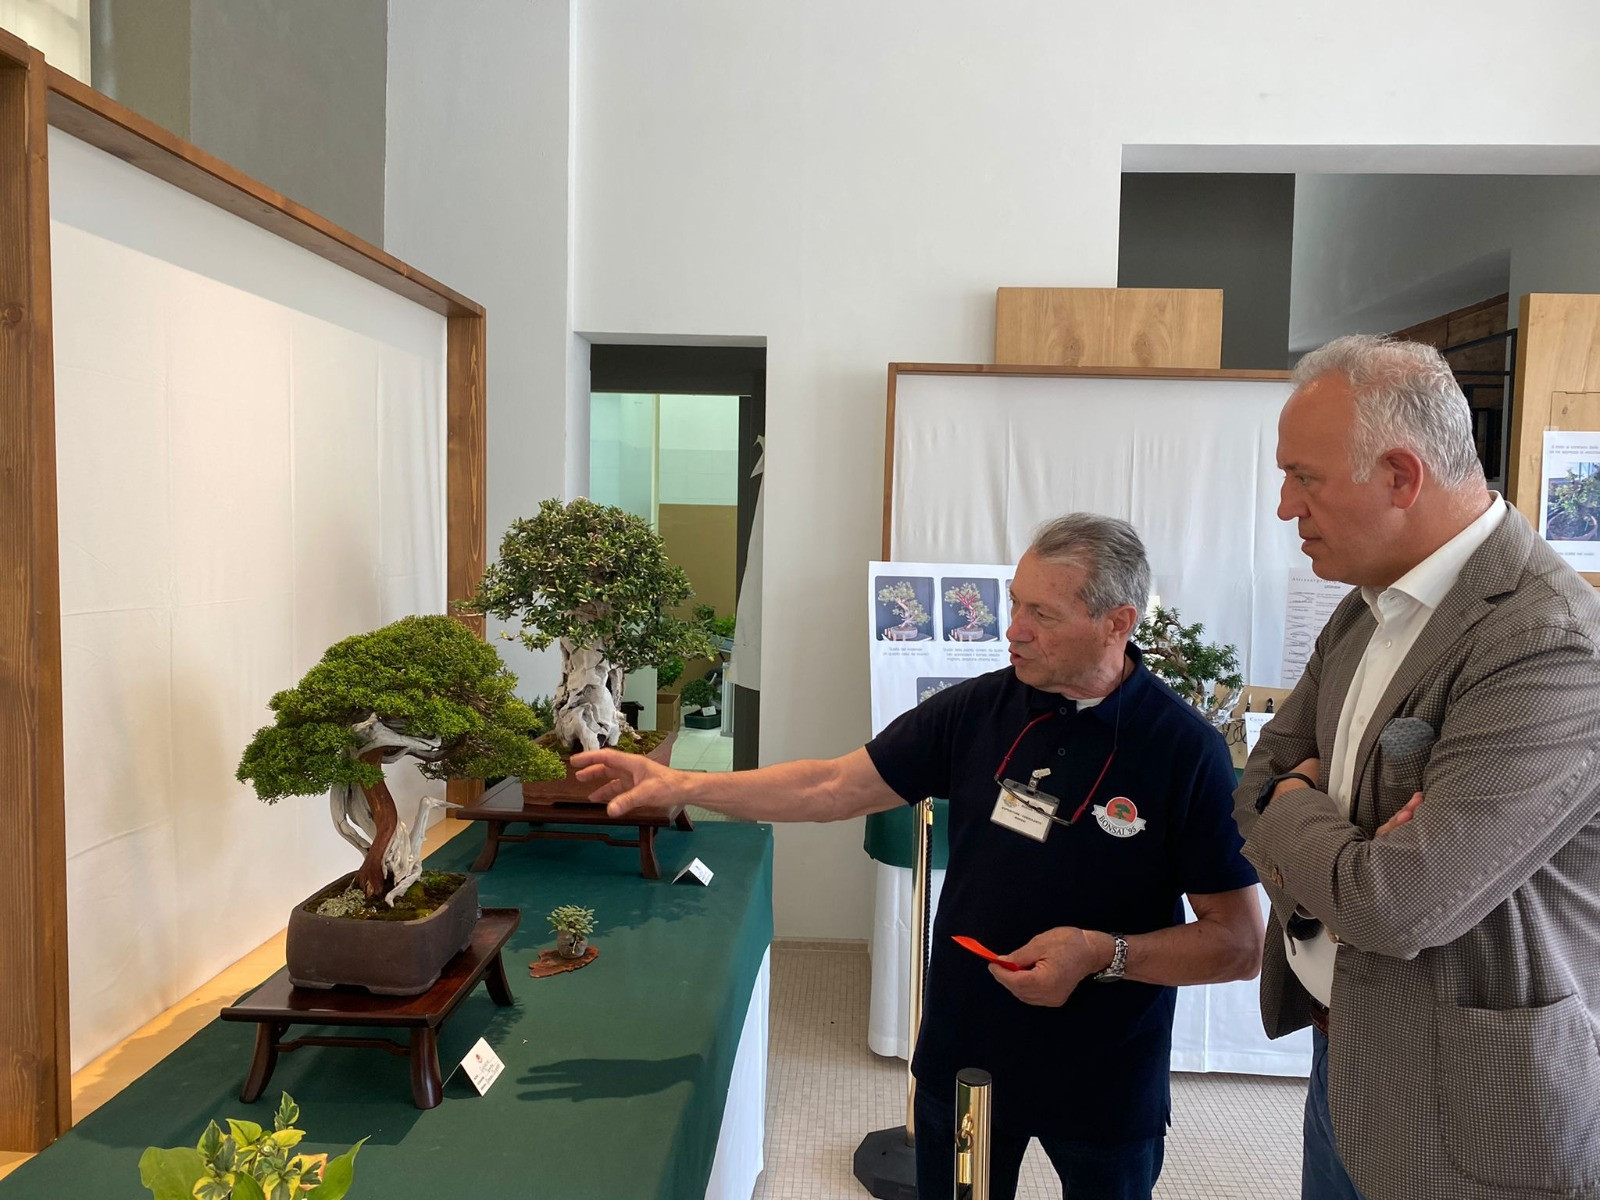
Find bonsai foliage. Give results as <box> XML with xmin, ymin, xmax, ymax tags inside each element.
<box><xmin>693</xmin><ymin>603</ymin><xmax>737</xmax><ymax>641</ymax></box>
<box><xmin>1134</xmin><ymin>605</ymin><xmax>1243</xmax><ymax>729</ymax></box>
<box><xmin>919</xmin><ymin>681</ymin><xmax>955</xmax><ymax>704</ymax></box>
<box><xmin>548</xmin><ymin>904</ymin><xmax>596</xmax><ymax>938</ymax></box>
<box><xmin>1547</xmin><ymin>467</ymin><xmax>1600</xmax><ymax>539</ymax></box>
<box><xmin>943</xmin><ymin>583</ymin><xmax>996</xmax><ymax>633</ymax></box>
<box><xmin>237</xmin><ymin>614</ymin><xmax>562</xmax><ymax>903</ymax></box>
<box><xmin>680</xmin><ymin>678</ymin><xmax>718</xmax><ymax>711</ymax></box>
<box><xmin>465</xmin><ymin>497</ymin><xmax>712</xmax><ymax>752</ymax></box>
<box><xmin>877</xmin><ymin>581</ymin><xmax>930</xmax><ymax>631</ymax></box>
<box><xmin>139</xmin><ymin>1092</ymin><xmax>364</xmax><ymax>1200</ymax></box>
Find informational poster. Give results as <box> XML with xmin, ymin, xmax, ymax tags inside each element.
<box><xmin>1540</xmin><ymin>431</ymin><xmax>1600</xmax><ymax>572</ymax></box>
<box><xmin>868</xmin><ymin>561</ymin><xmax>1013</xmax><ymax>736</ymax></box>
<box><xmin>1281</xmin><ymin>568</ymin><xmax>1349</xmax><ymax>688</ymax></box>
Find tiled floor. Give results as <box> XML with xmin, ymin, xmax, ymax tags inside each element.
<box><xmin>752</xmin><ymin>943</ymin><xmax>1305</xmax><ymax>1200</ymax></box>
<box><xmin>671</xmin><ymin>724</ymin><xmax>735</xmax><ymax>772</ymax></box>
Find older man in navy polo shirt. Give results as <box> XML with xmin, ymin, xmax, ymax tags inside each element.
<box><xmin>576</xmin><ymin>513</ymin><xmax>1263</xmax><ymax>1200</ymax></box>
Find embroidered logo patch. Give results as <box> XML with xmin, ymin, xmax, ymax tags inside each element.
<box><xmin>1093</xmin><ymin>796</ymin><xmax>1147</xmax><ymax>838</ymax></box>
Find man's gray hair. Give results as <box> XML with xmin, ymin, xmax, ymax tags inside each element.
<box><xmin>1292</xmin><ymin>334</ymin><xmax>1483</xmax><ymax>490</ymax></box>
<box><xmin>1028</xmin><ymin>513</ymin><xmax>1150</xmax><ymax>618</ymax></box>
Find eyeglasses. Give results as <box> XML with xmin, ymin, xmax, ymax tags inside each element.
<box><xmin>993</xmin><ymin>689</ymin><xmax>1122</xmax><ymax>829</ymax></box>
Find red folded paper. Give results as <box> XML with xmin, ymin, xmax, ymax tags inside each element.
<box><xmin>952</xmin><ymin>934</ymin><xmax>1023</xmax><ymax>971</ymax></box>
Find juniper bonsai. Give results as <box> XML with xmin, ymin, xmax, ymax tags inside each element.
<box><xmin>237</xmin><ymin>614</ymin><xmax>563</xmax><ymax>905</ymax></box>
<box><xmin>1134</xmin><ymin>605</ymin><xmax>1243</xmax><ymax>729</ymax></box>
<box><xmin>464</xmin><ymin>497</ymin><xmax>711</xmax><ymax>753</ymax></box>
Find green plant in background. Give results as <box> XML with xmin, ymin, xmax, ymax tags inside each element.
<box><xmin>1135</xmin><ymin>605</ymin><xmax>1243</xmax><ymax>729</ymax></box>
<box><xmin>943</xmin><ymin>582</ymin><xmax>996</xmax><ymax>634</ymax></box>
<box><xmin>139</xmin><ymin>1092</ymin><xmax>363</xmax><ymax>1200</ymax></box>
<box><xmin>236</xmin><ymin>614</ymin><xmax>564</xmax><ymax>904</ymax></box>
<box><xmin>693</xmin><ymin>603</ymin><xmax>737</xmax><ymax>641</ymax></box>
<box><xmin>547</xmin><ymin>904</ymin><xmax>597</xmax><ymax>939</ymax></box>
<box><xmin>463</xmin><ymin>498</ymin><xmax>712</xmax><ymax>751</ymax></box>
<box><xmin>656</xmin><ymin>657</ymin><xmax>686</xmax><ymax>689</ymax></box>
<box><xmin>877</xmin><ymin>581</ymin><xmax>930</xmax><ymax>634</ymax></box>
<box><xmin>680</xmin><ymin>678</ymin><xmax>718</xmax><ymax>711</ymax></box>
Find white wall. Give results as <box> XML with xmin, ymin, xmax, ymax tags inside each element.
<box><xmin>384</xmin><ymin>0</ymin><xmax>574</xmax><ymax>699</ymax></box>
<box><xmin>387</xmin><ymin>0</ymin><xmax>1600</xmax><ymax>939</ymax></box>
<box><xmin>1291</xmin><ymin>174</ymin><xmax>1600</xmax><ymax>350</ymax></box>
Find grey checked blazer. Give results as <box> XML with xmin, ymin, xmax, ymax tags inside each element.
<box><xmin>1235</xmin><ymin>509</ymin><xmax>1600</xmax><ymax>1200</ymax></box>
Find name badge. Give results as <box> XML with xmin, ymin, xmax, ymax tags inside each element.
<box><xmin>991</xmin><ymin>786</ymin><xmax>1054</xmax><ymax>842</ymax></box>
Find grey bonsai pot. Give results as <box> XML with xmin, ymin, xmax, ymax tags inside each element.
<box><xmin>286</xmin><ymin>871</ymin><xmax>481</xmax><ymax>995</ymax></box>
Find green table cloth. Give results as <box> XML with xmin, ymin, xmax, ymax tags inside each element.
<box><xmin>0</xmin><ymin>820</ymin><xmax>773</xmax><ymax>1200</ymax></box>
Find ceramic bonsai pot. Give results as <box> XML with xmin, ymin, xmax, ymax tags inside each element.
<box><xmin>520</xmin><ymin>730</ymin><xmax>678</xmax><ymax>802</ymax></box>
<box><xmin>286</xmin><ymin>871</ymin><xmax>480</xmax><ymax>995</ymax></box>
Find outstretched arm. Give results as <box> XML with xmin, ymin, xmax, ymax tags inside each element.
<box><xmin>571</xmin><ymin>745</ymin><xmax>906</xmax><ymax>824</ymax></box>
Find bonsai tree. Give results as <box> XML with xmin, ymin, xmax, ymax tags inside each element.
<box><xmin>1135</xmin><ymin>605</ymin><xmax>1243</xmax><ymax>729</ymax></box>
<box><xmin>944</xmin><ymin>582</ymin><xmax>996</xmax><ymax>636</ymax></box>
<box><xmin>1547</xmin><ymin>467</ymin><xmax>1600</xmax><ymax>540</ymax></box>
<box><xmin>237</xmin><ymin>614</ymin><xmax>563</xmax><ymax>905</ymax></box>
<box><xmin>877</xmin><ymin>581</ymin><xmax>930</xmax><ymax>636</ymax></box>
<box><xmin>548</xmin><ymin>904</ymin><xmax>596</xmax><ymax>958</ymax></box>
<box><xmin>680</xmin><ymin>677</ymin><xmax>718</xmax><ymax>712</ymax></box>
<box><xmin>465</xmin><ymin>497</ymin><xmax>711</xmax><ymax>753</ymax></box>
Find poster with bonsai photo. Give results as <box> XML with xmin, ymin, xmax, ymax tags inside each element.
<box><xmin>940</xmin><ymin>576</ymin><xmax>1001</xmax><ymax>642</ymax></box>
<box><xmin>868</xmin><ymin>561</ymin><xmax>1012</xmax><ymax>736</ymax></box>
<box><xmin>874</xmin><ymin>575</ymin><xmax>935</xmax><ymax>641</ymax></box>
<box><xmin>1541</xmin><ymin>431</ymin><xmax>1600</xmax><ymax>571</ymax></box>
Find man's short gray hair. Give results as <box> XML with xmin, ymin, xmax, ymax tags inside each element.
<box><xmin>1292</xmin><ymin>334</ymin><xmax>1483</xmax><ymax>490</ymax></box>
<box><xmin>1028</xmin><ymin>513</ymin><xmax>1151</xmax><ymax>618</ymax></box>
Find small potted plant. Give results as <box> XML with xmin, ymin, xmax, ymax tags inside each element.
<box><xmin>1135</xmin><ymin>605</ymin><xmax>1243</xmax><ymax>729</ymax></box>
<box><xmin>656</xmin><ymin>656</ymin><xmax>685</xmax><ymax>732</ymax></box>
<box><xmin>548</xmin><ymin>904</ymin><xmax>596</xmax><ymax>959</ymax></box>
<box><xmin>680</xmin><ymin>677</ymin><xmax>721</xmax><ymax>730</ymax></box>
<box><xmin>236</xmin><ymin>614</ymin><xmax>563</xmax><ymax>994</ymax></box>
<box><xmin>140</xmin><ymin>1092</ymin><xmax>364</xmax><ymax>1200</ymax></box>
<box><xmin>693</xmin><ymin>603</ymin><xmax>737</xmax><ymax>657</ymax></box>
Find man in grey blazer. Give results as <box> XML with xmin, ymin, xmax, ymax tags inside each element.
<box><xmin>1236</xmin><ymin>334</ymin><xmax>1600</xmax><ymax>1200</ymax></box>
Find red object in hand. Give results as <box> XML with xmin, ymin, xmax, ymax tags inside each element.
<box><xmin>952</xmin><ymin>935</ymin><xmax>1023</xmax><ymax>971</ymax></box>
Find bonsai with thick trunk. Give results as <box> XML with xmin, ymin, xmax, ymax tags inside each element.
<box><xmin>465</xmin><ymin>497</ymin><xmax>711</xmax><ymax>754</ymax></box>
<box><xmin>943</xmin><ymin>582</ymin><xmax>996</xmax><ymax>637</ymax></box>
<box><xmin>237</xmin><ymin>614</ymin><xmax>563</xmax><ymax>905</ymax></box>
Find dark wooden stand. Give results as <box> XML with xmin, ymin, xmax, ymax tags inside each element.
<box><xmin>220</xmin><ymin>908</ymin><xmax>520</xmax><ymax>1109</ymax></box>
<box><xmin>458</xmin><ymin>776</ymin><xmax>693</xmax><ymax>879</ymax></box>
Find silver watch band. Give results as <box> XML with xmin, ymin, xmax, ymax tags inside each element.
<box><xmin>1093</xmin><ymin>932</ymin><xmax>1129</xmax><ymax>982</ymax></box>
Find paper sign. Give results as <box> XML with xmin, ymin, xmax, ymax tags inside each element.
<box><xmin>1540</xmin><ymin>431</ymin><xmax>1600</xmax><ymax>572</ymax></box>
<box><xmin>1242</xmin><ymin>711</ymin><xmax>1272</xmax><ymax>753</ymax></box>
<box><xmin>1282</xmin><ymin>569</ymin><xmax>1348</xmax><ymax>687</ymax></box>
<box><xmin>673</xmin><ymin>857</ymin><xmax>714</xmax><ymax>886</ymax></box>
<box><xmin>457</xmin><ymin>1037</ymin><xmax>504</xmax><ymax>1096</ymax></box>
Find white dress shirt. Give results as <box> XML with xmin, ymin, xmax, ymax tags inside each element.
<box><xmin>1286</xmin><ymin>494</ymin><xmax>1506</xmax><ymax>1006</ymax></box>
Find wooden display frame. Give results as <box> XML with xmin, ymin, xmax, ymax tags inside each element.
<box><xmin>881</xmin><ymin>363</ymin><xmax>1292</xmax><ymax>558</ymax></box>
<box><xmin>0</xmin><ymin>29</ymin><xmax>487</xmax><ymax>1150</ymax></box>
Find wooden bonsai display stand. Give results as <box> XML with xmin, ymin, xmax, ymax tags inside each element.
<box><xmin>459</xmin><ymin>774</ymin><xmax>693</xmax><ymax>880</ymax></box>
<box><xmin>220</xmin><ymin>908</ymin><xmax>520</xmax><ymax>1110</ymax></box>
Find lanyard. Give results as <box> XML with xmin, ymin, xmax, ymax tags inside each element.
<box><xmin>994</xmin><ymin>690</ymin><xmax>1122</xmax><ymax>826</ymax></box>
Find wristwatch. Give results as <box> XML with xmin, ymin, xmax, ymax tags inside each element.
<box><xmin>1093</xmin><ymin>933</ymin><xmax>1128</xmax><ymax>982</ymax></box>
<box><xmin>1255</xmin><ymin>771</ymin><xmax>1317</xmax><ymax>814</ymax></box>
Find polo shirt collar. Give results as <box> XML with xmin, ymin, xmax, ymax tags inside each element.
<box><xmin>1023</xmin><ymin>643</ymin><xmax>1148</xmax><ymax>726</ymax></box>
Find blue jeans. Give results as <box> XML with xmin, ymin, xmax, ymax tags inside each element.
<box><xmin>1304</xmin><ymin>1028</ymin><xmax>1367</xmax><ymax>1200</ymax></box>
<box><xmin>914</xmin><ymin>1084</ymin><xmax>1165</xmax><ymax>1200</ymax></box>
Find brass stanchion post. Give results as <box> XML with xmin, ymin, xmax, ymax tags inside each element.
<box><xmin>854</xmin><ymin>796</ymin><xmax>935</xmax><ymax>1198</ymax></box>
<box><xmin>953</xmin><ymin>1068</ymin><xmax>992</xmax><ymax>1200</ymax></box>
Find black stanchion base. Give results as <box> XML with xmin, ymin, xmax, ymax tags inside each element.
<box><xmin>853</xmin><ymin>1126</ymin><xmax>918</xmax><ymax>1199</ymax></box>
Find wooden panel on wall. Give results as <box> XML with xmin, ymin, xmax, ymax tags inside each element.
<box><xmin>659</xmin><ymin>503</ymin><xmax>738</xmax><ymax>689</ymax></box>
<box><xmin>1508</xmin><ymin>293</ymin><xmax>1600</xmax><ymax>586</ymax></box>
<box><xmin>0</xmin><ymin>38</ymin><xmax>72</xmax><ymax>1152</ymax></box>
<box><xmin>445</xmin><ymin>312</ymin><xmax>487</xmax><ymax>811</ymax></box>
<box><xmin>994</xmin><ymin>287</ymin><xmax>1223</xmax><ymax>369</ymax></box>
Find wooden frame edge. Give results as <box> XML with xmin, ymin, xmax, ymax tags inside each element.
<box><xmin>0</xmin><ymin>43</ymin><xmax>72</xmax><ymax>1153</ymax></box>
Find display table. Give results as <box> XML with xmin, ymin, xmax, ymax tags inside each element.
<box><xmin>458</xmin><ymin>775</ymin><xmax>695</xmax><ymax>879</ymax></box>
<box><xmin>0</xmin><ymin>822</ymin><xmax>774</xmax><ymax>1200</ymax></box>
<box><xmin>220</xmin><ymin>909</ymin><xmax>520</xmax><ymax>1109</ymax></box>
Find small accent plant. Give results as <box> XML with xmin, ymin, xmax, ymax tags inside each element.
<box><xmin>139</xmin><ymin>1092</ymin><xmax>363</xmax><ymax>1200</ymax></box>
<box><xmin>548</xmin><ymin>905</ymin><xmax>596</xmax><ymax>939</ymax></box>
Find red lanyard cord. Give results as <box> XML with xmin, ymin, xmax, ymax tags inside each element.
<box><xmin>995</xmin><ymin>688</ymin><xmax>1123</xmax><ymax>826</ymax></box>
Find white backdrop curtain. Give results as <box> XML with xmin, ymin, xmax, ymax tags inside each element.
<box><xmin>50</xmin><ymin>130</ymin><xmax>448</xmax><ymax>1068</ymax></box>
<box><xmin>875</xmin><ymin>369</ymin><xmax>1313</xmax><ymax>1077</ymax></box>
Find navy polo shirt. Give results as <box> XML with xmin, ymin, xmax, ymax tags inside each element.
<box><xmin>864</xmin><ymin>645</ymin><xmax>1256</xmax><ymax>1141</ymax></box>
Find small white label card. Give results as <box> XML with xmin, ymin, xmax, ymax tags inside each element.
<box><xmin>457</xmin><ymin>1037</ymin><xmax>505</xmax><ymax>1095</ymax></box>
<box><xmin>673</xmin><ymin>857</ymin><xmax>714</xmax><ymax>886</ymax></box>
<box><xmin>1242</xmin><ymin>711</ymin><xmax>1273</xmax><ymax>752</ymax></box>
